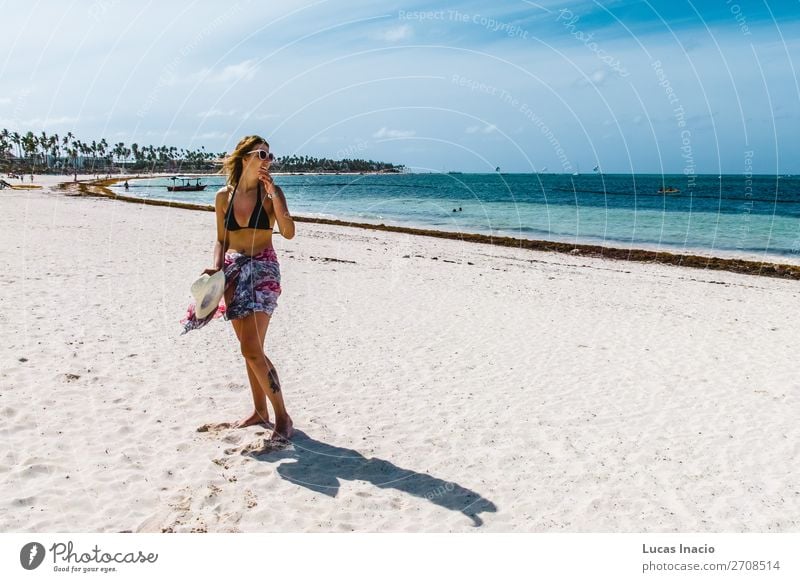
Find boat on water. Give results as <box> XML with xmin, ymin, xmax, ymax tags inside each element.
<box><xmin>167</xmin><ymin>176</ymin><xmax>207</xmax><ymax>192</ymax></box>
<box><xmin>658</xmin><ymin>186</ymin><xmax>680</xmax><ymax>194</ymax></box>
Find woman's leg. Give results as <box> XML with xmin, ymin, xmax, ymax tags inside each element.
<box><xmin>231</xmin><ymin>317</ymin><xmax>272</xmax><ymax>428</ymax></box>
<box><xmin>238</xmin><ymin>311</ymin><xmax>293</xmax><ymax>440</ymax></box>
<box><xmin>225</xmin><ymin>282</ymin><xmax>271</xmax><ymax>428</ymax></box>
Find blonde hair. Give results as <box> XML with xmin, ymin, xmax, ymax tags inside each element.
<box><xmin>223</xmin><ymin>134</ymin><xmax>269</xmax><ymax>189</ymax></box>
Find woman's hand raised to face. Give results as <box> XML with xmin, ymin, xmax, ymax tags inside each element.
<box><xmin>258</xmin><ymin>166</ymin><xmax>277</xmax><ymax>197</ymax></box>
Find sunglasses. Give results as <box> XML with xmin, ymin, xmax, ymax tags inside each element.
<box><xmin>248</xmin><ymin>149</ymin><xmax>275</xmax><ymax>161</ymax></box>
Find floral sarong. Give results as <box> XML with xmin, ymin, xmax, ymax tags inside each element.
<box><xmin>181</xmin><ymin>246</ymin><xmax>282</xmax><ymax>335</ymax></box>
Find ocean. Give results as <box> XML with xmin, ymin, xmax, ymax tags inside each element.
<box><xmin>111</xmin><ymin>173</ymin><xmax>800</xmax><ymax>261</ymax></box>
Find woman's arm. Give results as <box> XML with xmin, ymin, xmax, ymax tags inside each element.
<box><xmin>258</xmin><ymin>169</ymin><xmax>295</xmax><ymax>239</ymax></box>
<box><xmin>271</xmin><ymin>185</ymin><xmax>295</xmax><ymax>239</ymax></box>
<box><xmin>204</xmin><ymin>187</ymin><xmax>230</xmax><ymax>273</ymax></box>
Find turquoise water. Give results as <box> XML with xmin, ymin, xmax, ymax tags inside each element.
<box><xmin>112</xmin><ymin>173</ymin><xmax>800</xmax><ymax>261</ymax></box>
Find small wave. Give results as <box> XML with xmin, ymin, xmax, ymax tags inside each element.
<box><xmin>550</xmin><ymin>187</ymin><xmax>800</xmax><ymax>205</ymax></box>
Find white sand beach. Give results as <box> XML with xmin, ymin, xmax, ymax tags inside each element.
<box><xmin>1</xmin><ymin>179</ymin><xmax>798</xmax><ymax>533</ymax></box>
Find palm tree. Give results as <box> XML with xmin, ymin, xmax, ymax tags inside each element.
<box><xmin>80</xmin><ymin>142</ymin><xmax>90</xmax><ymax>170</ymax></box>
<box><xmin>62</xmin><ymin>132</ymin><xmax>73</xmax><ymax>153</ymax></box>
<box><xmin>98</xmin><ymin>139</ymin><xmax>108</xmax><ymax>170</ymax></box>
<box><xmin>131</xmin><ymin>142</ymin><xmax>141</xmax><ymax>167</ymax></box>
<box><xmin>48</xmin><ymin>135</ymin><xmax>60</xmax><ymax>169</ymax></box>
<box><xmin>10</xmin><ymin>132</ymin><xmax>21</xmax><ymax>161</ymax></box>
<box><xmin>90</xmin><ymin>140</ymin><xmax>98</xmax><ymax>171</ymax></box>
<box><xmin>0</xmin><ymin>128</ymin><xmax>10</xmax><ymax>164</ymax></box>
<box><xmin>37</xmin><ymin>131</ymin><xmax>47</xmax><ymax>167</ymax></box>
<box><xmin>112</xmin><ymin>142</ymin><xmax>125</xmax><ymax>167</ymax></box>
<box><xmin>66</xmin><ymin>146</ymin><xmax>77</xmax><ymax>172</ymax></box>
<box><xmin>70</xmin><ymin>138</ymin><xmax>80</xmax><ymax>171</ymax></box>
<box><xmin>0</xmin><ymin>130</ymin><xmax>9</xmax><ymax>166</ymax></box>
<box><xmin>22</xmin><ymin>132</ymin><xmax>37</xmax><ymax>169</ymax></box>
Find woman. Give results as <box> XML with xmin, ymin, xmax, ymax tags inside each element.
<box><xmin>182</xmin><ymin>135</ymin><xmax>294</xmax><ymax>441</ymax></box>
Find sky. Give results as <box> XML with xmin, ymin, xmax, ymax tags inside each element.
<box><xmin>1</xmin><ymin>0</ymin><xmax>799</xmax><ymax>173</ymax></box>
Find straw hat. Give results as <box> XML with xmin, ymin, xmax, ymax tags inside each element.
<box><xmin>190</xmin><ymin>270</ymin><xmax>225</xmax><ymax>319</ymax></box>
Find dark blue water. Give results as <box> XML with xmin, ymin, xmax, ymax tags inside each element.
<box><xmin>113</xmin><ymin>173</ymin><xmax>800</xmax><ymax>260</ymax></box>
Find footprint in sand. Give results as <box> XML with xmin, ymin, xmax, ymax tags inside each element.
<box><xmin>221</xmin><ymin>433</ymin><xmax>242</xmax><ymax>444</ymax></box>
<box><xmin>198</xmin><ymin>422</ymin><xmax>274</xmax><ymax>435</ymax></box>
<box><xmin>211</xmin><ymin>458</ymin><xmax>232</xmax><ymax>470</ymax></box>
<box><xmin>196</xmin><ymin>422</ymin><xmax>235</xmax><ymax>433</ymax></box>
<box><xmin>224</xmin><ymin>438</ymin><xmax>290</xmax><ymax>457</ymax></box>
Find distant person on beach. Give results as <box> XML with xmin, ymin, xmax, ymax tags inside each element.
<box><xmin>124</xmin><ymin>180</ymin><xmax>129</xmax><ymax>190</ymax></box>
<box><xmin>181</xmin><ymin>135</ymin><xmax>294</xmax><ymax>442</ymax></box>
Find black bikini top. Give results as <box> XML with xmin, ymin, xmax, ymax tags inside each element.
<box><xmin>224</xmin><ymin>181</ymin><xmax>273</xmax><ymax>231</ymax></box>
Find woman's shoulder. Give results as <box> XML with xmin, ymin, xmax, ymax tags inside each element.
<box><xmin>215</xmin><ymin>185</ymin><xmax>233</xmax><ymax>209</ymax></box>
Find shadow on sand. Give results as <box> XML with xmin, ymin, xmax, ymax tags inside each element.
<box><xmin>237</xmin><ymin>430</ymin><xmax>497</xmax><ymax>527</ymax></box>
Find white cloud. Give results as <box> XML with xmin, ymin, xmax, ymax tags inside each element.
<box><xmin>466</xmin><ymin>124</ymin><xmax>498</xmax><ymax>134</ymax></box>
<box><xmin>38</xmin><ymin>116</ymin><xmax>78</xmax><ymax>125</ymax></box>
<box><xmin>242</xmin><ymin>112</ymin><xmax>280</xmax><ymax>120</ymax></box>
<box><xmin>372</xmin><ymin>127</ymin><xmax>416</xmax><ymax>138</ymax></box>
<box><xmin>207</xmin><ymin>59</ymin><xmax>259</xmax><ymax>83</ymax></box>
<box><xmin>198</xmin><ymin>108</ymin><xmax>237</xmax><ymax>118</ymax></box>
<box><xmin>590</xmin><ymin>70</ymin><xmax>607</xmax><ymax>84</ymax></box>
<box><xmin>603</xmin><ymin>116</ymin><xmax>642</xmax><ymax>127</ymax></box>
<box><xmin>372</xmin><ymin>24</ymin><xmax>413</xmax><ymax>43</ymax></box>
<box><xmin>577</xmin><ymin>69</ymin><xmax>608</xmax><ymax>87</ymax></box>
<box><xmin>0</xmin><ymin>115</ymin><xmax>78</xmax><ymax>127</ymax></box>
<box><xmin>143</xmin><ymin>129</ymin><xmax>178</xmax><ymax>138</ymax></box>
<box><xmin>108</xmin><ymin>129</ymin><xmax>179</xmax><ymax>141</ymax></box>
<box><xmin>198</xmin><ymin>131</ymin><xmax>228</xmax><ymax>139</ymax></box>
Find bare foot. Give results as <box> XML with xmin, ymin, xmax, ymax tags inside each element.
<box><xmin>233</xmin><ymin>410</ymin><xmax>273</xmax><ymax>429</ymax></box>
<box><xmin>271</xmin><ymin>415</ymin><xmax>294</xmax><ymax>442</ymax></box>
